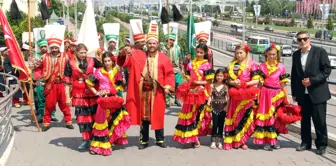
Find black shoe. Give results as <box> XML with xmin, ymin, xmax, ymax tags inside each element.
<box><xmin>38</xmin><ymin>118</ymin><xmax>43</xmax><ymax>123</ymax></box>
<box><xmin>51</xmin><ymin>117</ymin><xmax>59</xmax><ymax>122</ymax></box>
<box><xmin>138</xmin><ymin>144</ymin><xmax>149</xmax><ymax>150</ymax></box>
<box><xmin>316</xmin><ymin>149</ymin><xmax>326</xmax><ymax>156</ymax></box>
<box><xmin>65</xmin><ymin>124</ymin><xmax>74</xmax><ymax>129</ymax></box>
<box><xmin>296</xmin><ymin>145</ymin><xmax>311</xmax><ymax>151</ymax></box>
<box><xmin>174</xmin><ymin>101</ymin><xmax>181</xmax><ymax>107</ymax></box>
<box><xmin>156</xmin><ymin>142</ymin><xmax>167</xmax><ymax>148</ymax></box>
<box><xmin>42</xmin><ymin>126</ymin><xmax>50</xmax><ymax>132</ymax></box>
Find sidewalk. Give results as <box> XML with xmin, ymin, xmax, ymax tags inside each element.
<box><xmin>6</xmin><ymin>103</ymin><xmax>336</xmax><ymax>166</ymax></box>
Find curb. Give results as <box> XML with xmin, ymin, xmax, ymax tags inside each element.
<box><xmin>288</xmin><ymin>123</ymin><xmax>336</xmax><ymax>149</ymax></box>
<box><xmin>0</xmin><ymin>130</ymin><xmax>15</xmax><ymax>166</ymax></box>
<box><xmin>212</xmin><ymin>47</ymin><xmax>336</xmax><ymax>149</ymax></box>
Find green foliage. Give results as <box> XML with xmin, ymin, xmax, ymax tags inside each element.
<box><xmin>69</xmin><ymin>1</ymin><xmax>86</xmax><ymax>22</ymax></box>
<box><xmin>307</xmin><ymin>16</ymin><xmax>314</xmax><ymax>29</ymax></box>
<box><xmin>264</xmin><ymin>15</ymin><xmax>272</xmax><ymax>24</ymax></box>
<box><xmin>49</xmin><ymin>0</ymin><xmax>63</xmax><ymax>16</ymax></box>
<box><xmin>289</xmin><ymin>17</ymin><xmax>296</xmax><ymax>27</ymax></box>
<box><xmin>212</xmin><ymin>20</ymin><xmax>219</xmax><ymax>27</ymax></box>
<box><xmin>327</xmin><ymin>15</ymin><xmax>334</xmax><ymax>31</ymax></box>
<box><xmin>2</xmin><ymin>11</ymin><xmax>46</xmax><ymax>46</ymax></box>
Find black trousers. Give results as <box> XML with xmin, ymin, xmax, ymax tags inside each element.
<box><xmin>139</xmin><ymin>120</ymin><xmax>164</xmax><ymax>144</ymax></box>
<box><xmin>211</xmin><ymin>111</ymin><xmax>226</xmax><ymax>138</ymax></box>
<box><xmin>299</xmin><ymin>94</ymin><xmax>328</xmax><ymax>149</ymax></box>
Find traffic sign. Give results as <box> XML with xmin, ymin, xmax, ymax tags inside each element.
<box><xmin>320</xmin><ymin>4</ymin><xmax>330</xmax><ymax>20</ymax></box>
<box><xmin>253</xmin><ymin>5</ymin><xmax>261</xmax><ymax>17</ymax></box>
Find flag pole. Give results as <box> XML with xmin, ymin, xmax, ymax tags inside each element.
<box><xmin>27</xmin><ymin>0</ymin><xmax>41</xmax><ymax>132</ymax></box>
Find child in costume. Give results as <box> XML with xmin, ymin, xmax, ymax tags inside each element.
<box><xmin>86</xmin><ymin>51</ymin><xmax>130</xmax><ymax>156</ymax></box>
<box><xmin>173</xmin><ymin>43</ymin><xmax>214</xmax><ymax>148</ymax></box>
<box><xmin>253</xmin><ymin>43</ymin><xmax>292</xmax><ymax>151</ymax></box>
<box><xmin>208</xmin><ymin>68</ymin><xmax>229</xmax><ymax>149</ymax></box>
<box><xmin>224</xmin><ymin>44</ymin><xmax>261</xmax><ymax>150</ymax></box>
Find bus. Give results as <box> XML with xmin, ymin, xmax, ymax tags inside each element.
<box><xmin>230</xmin><ymin>23</ymin><xmax>244</xmax><ymax>35</ymax></box>
<box><xmin>247</xmin><ymin>36</ymin><xmax>270</xmax><ymax>54</ymax></box>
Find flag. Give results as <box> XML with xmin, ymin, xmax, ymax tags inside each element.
<box><xmin>45</xmin><ymin>0</ymin><xmax>50</xmax><ymax>7</ymax></box>
<box><xmin>0</xmin><ymin>9</ymin><xmax>29</xmax><ymax>81</ymax></box>
<box><xmin>77</xmin><ymin>0</ymin><xmax>100</xmax><ymax>57</ymax></box>
<box><xmin>187</xmin><ymin>11</ymin><xmax>196</xmax><ymax>60</ymax></box>
<box><xmin>40</xmin><ymin>0</ymin><xmax>50</xmax><ymax>20</ymax></box>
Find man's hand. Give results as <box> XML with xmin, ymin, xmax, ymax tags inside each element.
<box><xmin>302</xmin><ymin>78</ymin><xmax>311</xmax><ymax>87</ymax></box>
<box><xmin>164</xmin><ymin>88</ymin><xmax>171</xmax><ymax>94</ymax></box>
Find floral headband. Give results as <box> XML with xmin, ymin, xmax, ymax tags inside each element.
<box><xmin>265</xmin><ymin>43</ymin><xmax>280</xmax><ymax>51</ymax></box>
<box><xmin>244</xmin><ymin>45</ymin><xmax>251</xmax><ymax>52</ymax></box>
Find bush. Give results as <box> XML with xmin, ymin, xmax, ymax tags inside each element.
<box><xmin>307</xmin><ymin>16</ymin><xmax>314</xmax><ymax>29</ymax></box>
<box><xmin>212</xmin><ymin>20</ymin><xmax>220</xmax><ymax>27</ymax></box>
<box><xmin>264</xmin><ymin>15</ymin><xmax>272</xmax><ymax>25</ymax></box>
<box><xmin>289</xmin><ymin>17</ymin><xmax>296</xmax><ymax>27</ymax></box>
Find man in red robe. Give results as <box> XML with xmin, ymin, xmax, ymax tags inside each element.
<box><xmin>40</xmin><ymin>26</ymin><xmax>74</xmax><ymax>131</ymax></box>
<box><xmin>117</xmin><ymin>20</ymin><xmax>175</xmax><ymax>150</ymax></box>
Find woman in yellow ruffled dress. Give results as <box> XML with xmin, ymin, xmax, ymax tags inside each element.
<box><xmin>86</xmin><ymin>52</ymin><xmax>131</xmax><ymax>156</ymax></box>
<box><xmin>173</xmin><ymin>44</ymin><xmax>215</xmax><ymax>148</ymax></box>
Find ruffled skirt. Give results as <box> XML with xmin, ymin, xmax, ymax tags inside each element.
<box><xmin>253</xmin><ymin>87</ymin><xmax>285</xmax><ymax>146</ymax></box>
<box><xmin>172</xmin><ymin>104</ymin><xmax>212</xmax><ymax>144</ymax></box>
<box><xmin>89</xmin><ymin>96</ymin><xmax>131</xmax><ymax>156</ymax></box>
<box><xmin>223</xmin><ymin>98</ymin><xmax>256</xmax><ymax>150</ymax></box>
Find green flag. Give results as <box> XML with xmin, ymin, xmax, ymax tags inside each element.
<box><xmin>187</xmin><ymin>11</ymin><xmax>196</xmax><ymax>60</ymax></box>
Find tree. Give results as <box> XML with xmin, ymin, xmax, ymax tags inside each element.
<box><xmin>307</xmin><ymin>16</ymin><xmax>314</xmax><ymax>29</ymax></box>
<box><xmin>326</xmin><ymin>15</ymin><xmax>334</xmax><ymax>31</ymax></box>
<box><xmin>264</xmin><ymin>15</ymin><xmax>272</xmax><ymax>24</ymax></box>
<box><xmin>49</xmin><ymin>0</ymin><xmax>63</xmax><ymax>17</ymax></box>
<box><xmin>289</xmin><ymin>17</ymin><xmax>296</xmax><ymax>27</ymax></box>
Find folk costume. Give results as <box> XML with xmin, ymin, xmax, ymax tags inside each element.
<box><xmin>32</xmin><ymin>28</ymin><xmax>57</xmax><ymax>122</ymax></box>
<box><xmin>41</xmin><ymin>25</ymin><xmax>73</xmax><ymax>131</ymax></box>
<box><xmin>104</xmin><ymin>23</ymin><xmax>120</xmax><ymax>56</ymax></box>
<box><xmin>86</xmin><ymin>65</ymin><xmax>131</xmax><ymax>156</ymax></box>
<box><xmin>163</xmin><ymin>23</ymin><xmax>182</xmax><ymax>107</ymax></box>
<box><xmin>63</xmin><ymin>55</ymin><xmax>103</xmax><ymax>148</ymax></box>
<box><xmin>253</xmin><ymin>44</ymin><xmax>292</xmax><ymax>147</ymax></box>
<box><xmin>195</xmin><ymin>21</ymin><xmax>213</xmax><ymax>69</ymax></box>
<box><xmin>173</xmin><ymin>58</ymin><xmax>214</xmax><ymax>144</ymax></box>
<box><xmin>0</xmin><ymin>47</ymin><xmax>24</xmax><ymax>107</ymax></box>
<box><xmin>224</xmin><ymin>51</ymin><xmax>260</xmax><ymax>150</ymax></box>
<box><xmin>117</xmin><ymin>20</ymin><xmax>175</xmax><ymax>149</ymax></box>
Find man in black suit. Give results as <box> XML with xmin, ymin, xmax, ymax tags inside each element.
<box><xmin>291</xmin><ymin>31</ymin><xmax>331</xmax><ymax>155</ymax></box>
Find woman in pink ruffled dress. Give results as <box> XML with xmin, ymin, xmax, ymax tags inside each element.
<box><xmin>173</xmin><ymin>44</ymin><xmax>215</xmax><ymax>148</ymax></box>
<box><xmin>224</xmin><ymin>44</ymin><xmax>261</xmax><ymax>150</ymax></box>
<box><xmin>253</xmin><ymin>43</ymin><xmax>290</xmax><ymax>151</ymax></box>
<box><xmin>86</xmin><ymin>52</ymin><xmax>131</xmax><ymax>156</ymax></box>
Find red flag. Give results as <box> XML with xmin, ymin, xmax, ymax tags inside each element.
<box><xmin>0</xmin><ymin>9</ymin><xmax>29</xmax><ymax>81</ymax></box>
<box><xmin>46</xmin><ymin>0</ymin><xmax>50</xmax><ymax>7</ymax></box>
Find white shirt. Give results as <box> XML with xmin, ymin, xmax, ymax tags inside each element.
<box><xmin>300</xmin><ymin>46</ymin><xmax>311</xmax><ymax>94</ymax></box>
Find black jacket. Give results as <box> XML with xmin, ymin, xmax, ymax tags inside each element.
<box><xmin>291</xmin><ymin>45</ymin><xmax>331</xmax><ymax>104</ymax></box>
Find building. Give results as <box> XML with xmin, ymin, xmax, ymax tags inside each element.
<box><xmin>1</xmin><ymin>0</ymin><xmax>39</xmax><ymax>17</ymax></box>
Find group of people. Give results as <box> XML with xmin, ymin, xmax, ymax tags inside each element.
<box><xmin>0</xmin><ymin>17</ymin><xmax>331</xmax><ymax>157</ymax></box>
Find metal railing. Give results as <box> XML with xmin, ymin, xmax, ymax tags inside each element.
<box><xmin>0</xmin><ymin>73</ymin><xmax>20</xmax><ymax>159</ymax></box>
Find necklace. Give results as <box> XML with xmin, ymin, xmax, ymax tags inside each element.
<box><xmin>265</xmin><ymin>60</ymin><xmax>278</xmax><ymax>76</ymax></box>
<box><xmin>192</xmin><ymin>59</ymin><xmax>208</xmax><ymax>80</ymax></box>
<box><xmin>228</xmin><ymin>60</ymin><xmax>245</xmax><ymax>80</ymax></box>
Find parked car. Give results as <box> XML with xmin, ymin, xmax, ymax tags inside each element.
<box><xmin>226</xmin><ymin>42</ymin><xmax>240</xmax><ymax>52</ymax></box>
<box><xmin>264</xmin><ymin>26</ymin><xmax>274</xmax><ymax>32</ymax></box>
<box><xmin>315</xmin><ymin>30</ymin><xmax>333</xmax><ymax>40</ymax></box>
<box><xmin>328</xmin><ymin>56</ymin><xmax>336</xmax><ymax>68</ymax></box>
<box><xmin>281</xmin><ymin>45</ymin><xmax>293</xmax><ymax>56</ymax></box>
<box><xmin>286</xmin><ymin>31</ymin><xmax>297</xmax><ymax>37</ymax></box>
<box><xmin>248</xmin><ymin>26</ymin><xmax>256</xmax><ymax>30</ymax></box>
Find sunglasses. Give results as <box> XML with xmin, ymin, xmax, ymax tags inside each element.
<box><xmin>297</xmin><ymin>37</ymin><xmax>309</xmax><ymax>42</ymax></box>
